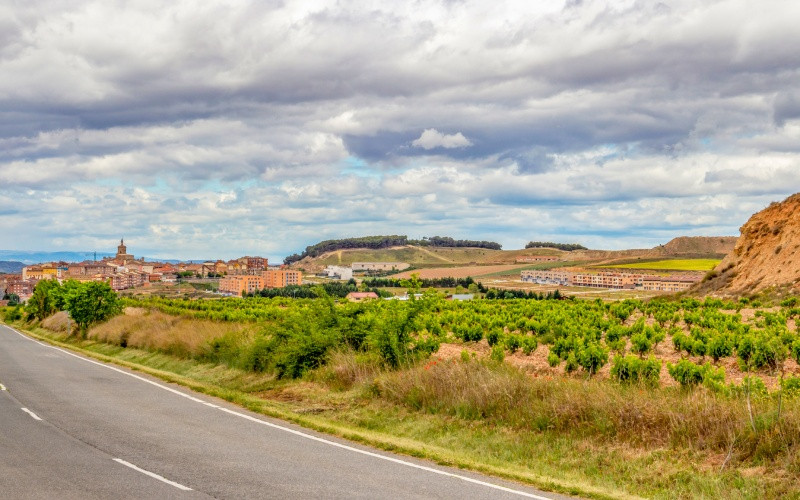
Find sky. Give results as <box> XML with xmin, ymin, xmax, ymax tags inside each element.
<box><xmin>1</xmin><ymin>0</ymin><xmax>799</xmax><ymax>261</ymax></box>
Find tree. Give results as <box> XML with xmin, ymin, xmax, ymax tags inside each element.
<box><xmin>25</xmin><ymin>279</ymin><xmax>62</xmax><ymax>321</ymax></box>
<box><xmin>63</xmin><ymin>281</ymin><xmax>122</xmax><ymax>336</ymax></box>
<box><xmin>3</xmin><ymin>293</ymin><xmax>20</xmax><ymax>306</ymax></box>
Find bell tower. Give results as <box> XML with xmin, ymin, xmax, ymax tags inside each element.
<box><xmin>115</xmin><ymin>238</ymin><xmax>134</xmax><ymax>263</ymax></box>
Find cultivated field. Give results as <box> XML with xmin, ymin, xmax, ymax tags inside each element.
<box><xmin>601</xmin><ymin>258</ymin><xmax>721</xmax><ymax>271</ymax></box>
<box><xmin>390</xmin><ymin>264</ymin><xmax>530</xmax><ymax>279</ymax></box>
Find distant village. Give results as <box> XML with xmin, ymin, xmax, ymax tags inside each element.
<box><xmin>0</xmin><ymin>239</ymin><xmax>304</xmax><ymax>302</ymax></box>
<box><xmin>0</xmin><ymin>239</ymin><xmax>706</xmax><ymax>304</ymax></box>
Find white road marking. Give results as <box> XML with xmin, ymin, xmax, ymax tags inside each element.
<box><xmin>7</xmin><ymin>325</ymin><xmax>551</xmax><ymax>499</ymax></box>
<box><xmin>113</xmin><ymin>458</ymin><xmax>192</xmax><ymax>491</ymax></box>
<box><xmin>21</xmin><ymin>407</ymin><xmax>42</xmax><ymax>421</ymax></box>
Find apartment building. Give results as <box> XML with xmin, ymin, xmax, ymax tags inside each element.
<box><xmin>262</xmin><ymin>269</ymin><xmax>302</xmax><ymax>288</ymax></box>
<box><xmin>219</xmin><ymin>275</ymin><xmax>265</xmax><ymax>296</ymax></box>
<box><xmin>520</xmin><ymin>270</ymin><xmax>572</xmax><ymax>286</ymax></box>
<box><xmin>641</xmin><ymin>276</ymin><xmax>699</xmax><ymax>292</ymax></box>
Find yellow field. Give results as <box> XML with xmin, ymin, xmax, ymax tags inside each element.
<box><xmin>603</xmin><ymin>258</ymin><xmax>721</xmax><ymax>271</ymax></box>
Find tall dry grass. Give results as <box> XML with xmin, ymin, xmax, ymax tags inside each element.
<box><xmin>88</xmin><ymin>307</ymin><xmax>254</xmax><ymax>358</ymax></box>
<box><xmin>375</xmin><ymin>357</ymin><xmax>800</xmax><ymax>467</ymax></box>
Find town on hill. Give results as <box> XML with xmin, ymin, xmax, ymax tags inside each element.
<box><xmin>2</xmin><ymin>232</ymin><xmax>739</xmax><ymax>305</ymax></box>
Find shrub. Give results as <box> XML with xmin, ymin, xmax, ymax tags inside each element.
<box><xmin>564</xmin><ymin>352</ymin><xmax>578</xmax><ymax>373</ymax></box>
<box><xmin>490</xmin><ymin>344</ymin><xmax>505</xmax><ymax>363</ymax></box>
<box><xmin>5</xmin><ymin>305</ymin><xmax>23</xmax><ymax>321</ymax></box>
<box><xmin>610</xmin><ymin>355</ymin><xmax>661</xmax><ymax>386</ymax></box>
<box><xmin>577</xmin><ymin>343</ymin><xmax>608</xmax><ymax>376</ymax></box>
<box><xmin>630</xmin><ymin>332</ymin><xmax>652</xmax><ymax>357</ymax></box>
<box><xmin>667</xmin><ymin>360</ymin><xmax>725</xmax><ymax>389</ymax></box>
<box><xmin>486</xmin><ymin>328</ymin><xmax>502</xmax><ymax>347</ymax></box>
<box><xmin>521</xmin><ymin>336</ymin><xmax>538</xmax><ymax>355</ymax></box>
<box><xmin>708</xmin><ymin>334</ymin><xmax>734</xmax><ymax>362</ymax></box>
<box><xmin>504</xmin><ymin>334</ymin><xmax>521</xmax><ymax>353</ymax></box>
<box><xmin>547</xmin><ymin>351</ymin><xmax>560</xmax><ymax>367</ymax></box>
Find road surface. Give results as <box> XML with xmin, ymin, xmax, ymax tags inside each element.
<box><xmin>0</xmin><ymin>324</ymin><xmax>570</xmax><ymax>499</ymax></box>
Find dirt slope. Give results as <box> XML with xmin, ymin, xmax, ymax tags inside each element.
<box><xmin>657</xmin><ymin>236</ymin><xmax>737</xmax><ymax>255</ymax></box>
<box><xmin>704</xmin><ymin>193</ymin><xmax>800</xmax><ymax>295</ymax></box>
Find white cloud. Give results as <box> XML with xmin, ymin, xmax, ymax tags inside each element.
<box><xmin>411</xmin><ymin>129</ymin><xmax>473</xmax><ymax>150</ymax></box>
<box><xmin>0</xmin><ymin>0</ymin><xmax>799</xmax><ymax>258</ymax></box>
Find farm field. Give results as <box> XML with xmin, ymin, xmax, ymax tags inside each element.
<box><xmin>601</xmin><ymin>258</ymin><xmax>721</xmax><ymax>271</ymax></box>
<box><xmin>390</xmin><ymin>264</ymin><xmax>531</xmax><ymax>279</ymax></box>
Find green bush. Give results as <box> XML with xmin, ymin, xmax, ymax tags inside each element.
<box><xmin>547</xmin><ymin>351</ymin><xmax>560</xmax><ymax>367</ymax></box>
<box><xmin>630</xmin><ymin>332</ymin><xmax>652</xmax><ymax>357</ymax></box>
<box><xmin>486</xmin><ymin>328</ymin><xmax>502</xmax><ymax>347</ymax></box>
<box><xmin>577</xmin><ymin>343</ymin><xmax>608</xmax><ymax>376</ymax></box>
<box><xmin>667</xmin><ymin>360</ymin><xmax>725</xmax><ymax>389</ymax></box>
<box><xmin>610</xmin><ymin>355</ymin><xmax>661</xmax><ymax>386</ymax></box>
<box><xmin>504</xmin><ymin>334</ymin><xmax>521</xmax><ymax>353</ymax></box>
<box><xmin>521</xmin><ymin>336</ymin><xmax>538</xmax><ymax>355</ymax></box>
<box><xmin>490</xmin><ymin>344</ymin><xmax>505</xmax><ymax>363</ymax></box>
<box><xmin>708</xmin><ymin>334</ymin><xmax>734</xmax><ymax>362</ymax></box>
<box><xmin>564</xmin><ymin>352</ymin><xmax>578</xmax><ymax>373</ymax></box>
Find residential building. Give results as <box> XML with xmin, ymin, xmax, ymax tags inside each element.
<box><xmin>346</xmin><ymin>291</ymin><xmax>379</xmax><ymax>302</ymax></box>
<box><xmin>521</xmin><ymin>270</ymin><xmax>572</xmax><ymax>286</ymax></box>
<box><xmin>219</xmin><ymin>275</ymin><xmax>264</xmax><ymax>296</ymax></box>
<box><xmin>641</xmin><ymin>276</ymin><xmax>700</xmax><ymax>292</ymax></box>
<box><xmin>262</xmin><ymin>269</ymin><xmax>302</xmax><ymax>288</ymax></box>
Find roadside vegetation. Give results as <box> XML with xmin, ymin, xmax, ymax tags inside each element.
<box><xmin>3</xmin><ymin>281</ymin><xmax>800</xmax><ymax>498</ymax></box>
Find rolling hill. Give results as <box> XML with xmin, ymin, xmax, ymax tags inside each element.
<box><xmin>290</xmin><ymin>235</ymin><xmax>735</xmax><ymax>273</ymax></box>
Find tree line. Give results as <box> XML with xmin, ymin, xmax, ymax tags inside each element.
<box><xmin>525</xmin><ymin>241</ymin><xmax>588</xmax><ymax>251</ymax></box>
<box><xmin>248</xmin><ymin>280</ymin><xmax>390</xmax><ymax>299</ymax></box>
<box><xmin>283</xmin><ymin>235</ymin><xmax>503</xmax><ymax>264</ymax></box>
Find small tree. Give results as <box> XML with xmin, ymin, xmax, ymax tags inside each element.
<box><xmin>25</xmin><ymin>279</ymin><xmax>62</xmax><ymax>321</ymax></box>
<box><xmin>64</xmin><ymin>282</ymin><xmax>122</xmax><ymax>336</ymax></box>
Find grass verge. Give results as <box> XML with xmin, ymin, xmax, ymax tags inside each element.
<box><xmin>5</xmin><ymin>322</ymin><xmax>797</xmax><ymax>499</ymax></box>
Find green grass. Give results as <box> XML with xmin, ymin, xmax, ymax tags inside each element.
<box><xmin>601</xmin><ymin>259</ymin><xmax>721</xmax><ymax>271</ymax></box>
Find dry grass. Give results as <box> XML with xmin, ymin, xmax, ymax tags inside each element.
<box><xmin>86</xmin><ymin>307</ymin><xmax>254</xmax><ymax>357</ymax></box>
<box><xmin>375</xmin><ymin>357</ymin><xmax>800</xmax><ymax>470</ymax></box>
<box><xmin>41</xmin><ymin>310</ymin><xmax>73</xmax><ymax>334</ymax></box>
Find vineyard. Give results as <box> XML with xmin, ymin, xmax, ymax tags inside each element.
<box><xmin>116</xmin><ymin>294</ymin><xmax>800</xmax><ymax>392</ymax></box>
<box><xmin>9</xmin><ymin>289</ymin><xmax>800</xmax><ymax>496</ymax></box>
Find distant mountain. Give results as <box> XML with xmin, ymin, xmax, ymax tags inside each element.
<box><xmin>0</xmin><ymin>261</ymin><xmax>24</xmax><ymax>274</ymax></box>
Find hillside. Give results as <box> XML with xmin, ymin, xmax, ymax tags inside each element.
<box><xmin>291</xmin><ymin>234</ymin><xmax>732</xmax><ymax>273</ymax></box>
<box><xmin>0</xmin><ymin>261</ymin><xmax>24</xmax><ymax>274</ymax></box>
<box><xmin>657</xmin><ymin>236</ymin><xmax>737</xmax><ymax>256</ymax></box>
<box><xmin>701</xmin><ymin>193</ymin><xmax>800</xmax><ymax>295</ymax></box>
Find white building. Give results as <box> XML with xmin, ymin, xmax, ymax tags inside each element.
<box><xmin>324</xmin><ymin>265</ymin><xmax>353</xmax><ymax>281</ymax></box>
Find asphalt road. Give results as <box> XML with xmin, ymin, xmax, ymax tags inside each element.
<box><xmin>0</xmin><ymin>324</ymin><xmax>570</xmax><ymax>499</ymax></box>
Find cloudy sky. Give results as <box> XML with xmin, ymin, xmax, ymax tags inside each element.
<box><xmin>2</xmin><ymin>0</ymin><xmax>799</xmax><ymax>261</ymax></box>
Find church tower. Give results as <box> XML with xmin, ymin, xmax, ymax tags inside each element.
<box><xmin>115</xmin><ymin>238</ymin><xmax>134</xmax><ymax>263</ymax></box>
